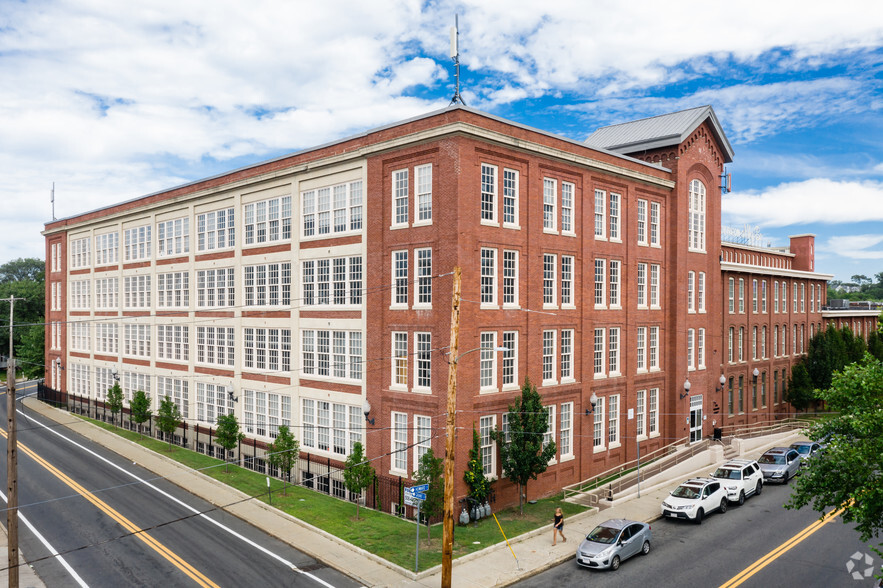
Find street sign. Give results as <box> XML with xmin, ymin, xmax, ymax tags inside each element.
<box><xmin>411</xmin><ymin>484</ymin><xmax>429</xmax><ymax>493</ymax></box>
<box><xmin>412</xmin><ymin>491</ymin><xmax>426</xmax><ymax>501</ymax></box>
<box><xmin>404</xmin><ymin>494</ymin><xmax>420</xmax><ymax>507</ymax></box>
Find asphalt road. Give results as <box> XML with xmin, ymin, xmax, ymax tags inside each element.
<box><xmin>1</xmin><ymin>381</ymin><xmax>362</xmax><ymax>588</ymax></box>
<box><xmin>516</xmin><ymin>469</ymin><xmax>881</xmax><ymax>588</ymax></box>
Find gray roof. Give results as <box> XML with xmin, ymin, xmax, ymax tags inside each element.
<box><xmin>585</xmin><ymin>106</ymin><xmax>734</xmax><ymax>163</ymax></box>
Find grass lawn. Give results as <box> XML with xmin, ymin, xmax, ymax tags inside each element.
<box><xmin>81</xmin><ymin>415</ymin><xmax>587</xmax><ymax>572</ymax></box>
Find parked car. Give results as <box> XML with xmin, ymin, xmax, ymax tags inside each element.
<box><xmin>576</xmin><ymin>519</ymin><xmax>652</xmax><ymax>571</ymax></box>
<box><xmin>709</xmin><ymin>459</ymin><xmax>763</xmax><ymax>505</ymax></box>
<box><xmin>661</xmin><ymin>478</ymin><xmax>728</xmax><ymax>524</ymax></box>
<box><xmin>790</xmin><ymin>441</ymin><xmax>822</xmax><ymax>466</ymax></box>
<box><xmin>757</xmin><ymin>447</ymin><xmax>801</xmax><ymax>483</ymax></box>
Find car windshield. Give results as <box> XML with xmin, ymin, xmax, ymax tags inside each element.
<box><xmin>793</xmin><ymin>445</ymin><xmax>811</xmax><ymax>455</ymax></box>
<box><xmin>713</xmin><ymin>468</ymin><xmax>740</xmax><ymax>479</ymax></box>
<box><xmin>586</xmin><ymin>525</ymin><xmax>619</xmax><ymax>544</ymax></box>
<box><xmin>671</xmin><ymin>485</ymin><xmax>700</xmax><ymax>499</ymax></box>
<box><xmin>759</xmin><ymin>454</ymin><xmax>785</xmax><ymax>465</ymax></box>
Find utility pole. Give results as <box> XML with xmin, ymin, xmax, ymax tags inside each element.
<box><xmin>441</xmin><ymin>267</ymin><xmax>461</xmax><ymax>588</ymax></box>
<box><xmin>3</xmin><ymin>296</ymin><xmax>24</xmax><ymax>588</ymax></box>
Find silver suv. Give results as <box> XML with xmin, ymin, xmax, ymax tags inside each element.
<box><xmin>758</xmin><ymin>447</ymin><xmax>801</xmax><ymax>484</ymax></box>
<box><xmin>709</xmin><ymin>459</ymin><xmax>763</xmax><ymax>505</ymax></box>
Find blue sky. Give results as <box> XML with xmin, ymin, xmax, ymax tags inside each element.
<box><xmin>2</xmin><ymin>1</ymin><xmax>882</xmax><ymax>283</ymax></box>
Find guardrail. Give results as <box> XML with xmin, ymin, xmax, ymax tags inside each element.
<box><xmin>564</xmin><ymin>418</ymin><xmax>811</xmax><ymax>505</ymax></box>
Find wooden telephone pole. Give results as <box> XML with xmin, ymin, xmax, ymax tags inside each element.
<box><xmin>4</xmin><ymin>296</ymin><xmax>24</xmax><ymax>588</ymax></box>
<box><xmin>441</xmin><ymin>267</ymin><xmax>461</xmax><ymax>588</ymax></box>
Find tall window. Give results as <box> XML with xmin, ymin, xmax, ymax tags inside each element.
<box><xmin>392</xmin><ymin>169</ymin><xmax>409</xmax><ymax>226</ymax></box>
<box><xmin>481</xmin><ymin>164</ymin><xmax>497</xmax><ymax>222</ymax></box>
<box><xmin>543</xmin><ymin>178</ymin><xmax>557</xmax><ymax>231</ymax></box>
<box><xmin>502</xmin><ymin>331</ymin><xmax>518</xmax><ymax>387</ymax></box>
<box><xmin>413</xmin><ymin>248</ymin><xmax>432</xmax><ymax>306</ymax></box>
<box><xmin>416</xmin><ymin>164</ymin><xmax>432</xmax><ymax>223</ymax></box>
<box><xmin>543</xmin><ymin>330</ymin><xmax>556</xmax><ymax>384</ymax></box>
<box><xmin>650</xmin><ymin>264</ymin><xmax>660</xmax><ymax>308</ymax></box>
<box><xmin>543</xmin><ymin>254</ymin><xmax>556</xmax><ymax>307</ymax></box>
<box><xmin>637</xmin><ymin>263</ymin><xmax>647</xmax><ymax>307</ymax></box>
<box><xmin>698</xmin><ymin>328</ymin><xmax>705</xmax><ymax>369</ymax></box>
<box><xmin>243</xmin><ymin>390</ymin><xmax>291</xmax><ymax>439</ymax></box>
<box><xmin>593</xmin><ymin>328</ymin><xmax>605</xmax><ymax>377</ymax></box>
<box><xmin>739</xmin><ymin>278</ymin><xmax>745</xmax><ymax>313</ymax></box>
<box><xmin>649</xmin><ymin>326</ymin><xmax>659</xmax><ymax>370</ymax></box>
<box><xmin>593</xmin><ymin>397</ymin><xmax>605</xmax><ymax>449</ymax></box>
<box><xmin>609</xmin><ymin>260</ymin><xmax>620</xmax><ymax>307</ymax></box>
<box><xmin>503</xmin><ymin>169</ymin><xmax>518</xmax><ymax>226</ymax></box>
<box><xmin>392</xmin><ymin>412</ymin><xmax>408</xmax><ymax>473</ymax></box>
<box><xmin>480</xmin><ymin>332</ymin><xmax>498</xmax><ymax>390</ymax></box>
<box><xmin>739</xmin><ymin>327</ymin><xmax>745</xmax><ymax>362</ymax></box>
<box><xmin>157</xmin><ymin>271</ymin><xmax>190</xmax><ymax>308</ymax></box>
<box><xmin>502</xmin><ymin>250</ymin><xmax>518</xmax><ymax>306</ymax></box>
<box><xmin>303</xmin><ymin>257</ymin><xmax>362</xmax><ymax>307</ymax></box>
<box><xmin>196</xmin><ymin>326</ymin><xmax>235</xmax><ymax>367</ymax></box>
<box><xmin>637</xmin><ymin>199</ymin><xmax>647</xmax><ymax>245</ymax></box>
<box><xmin>197</xmin><ymin>207</ymin><xmax>235</xmax><ymax>251</ymax></box>
<box><xmin>561</xmin><ymin>329</ymin><xmax>574</xmax><ymax>380</ymax></box>
<box><xmin>413</xmin><ymin>332</ymin><xmax>432</xmax><ymax>390</ymax></box>
<box><xmin>561</xmin><ymin>182</ymin><xmax>574</xmax><ymax>234</ymax></box>
<box><xmin>158</xmin><ymin>217</ymin><xmax>190</xmax><ymax>257</ymax></box>
<box><xmin>482</xmin><ymin>248</ymin><xmax>498</xmax><ymax>306</ymax></box>
<box><xmin>123</xmin><ymin>276</ymin><xmax>150</xmax><ymax>309</ymax></box>
<box><xmin>157</xmin><ymin>325</ymin><xmax>188</xmax><ymax>361</ymax></box>
<box><xmin>197</xmin><ymin>383</ymin><xmax>234</xmax><ymax>427</ymax></box>
<box><xmin>728</xmin><ymin>327</ymin><xmax>734</xmax><ymax>363</ymax></box>
<box><xmin>688</xmin><ymin>179</ymin><xmax>706</xmax><ymax>251</ymax></box>
<box><xmin>302</xmin><ymin>180</ymin><xmax>362</xmax><ymax>237</ymax></box>
<box><xmin>650</xmin><ymin>201</ymin><xmax>660</xmax><ymax>246</ymax></box>
<box><xmin>753</xmin><ymin>279</ymin><xmax>758</xmax><ymax>313</ymax></box>
<box><xmin>698</xmin><ymin>272</ymin><xmax>706</xmax><ymax>312</ymax></box>
<box><xmin>687</xmin><ymin>328</ymin><xmax>695</xmax><ymax>370</ymax></box>
<box><xmin>561</xmin><ymin>255</ymin><xmax>573</xmax><ymax>307</ymax></box>
<box><xmin>609</xmin><ymin>193</ymin><xmax>620</xmax><ymax>240</ymax></box>
<box><xmin>608</xmin><ymin>395</ymin><xmax>620</xmax><ymax>446</ymax></box>
<box><xmin>594</xmin><ymin>189</ymin><xmax>606</xmax><ymax>238</ymax></box>
<box><xmin>393</xmin><ymin>251</ymin><xmax>408</xmax><ymax>307</ymax></box>
<box><xmin>559</xmin><ymin>403</ymin><xmax>573</xmax><ymax>458</ymax></box>
<box><xmin>687</xmin><ymin>271</ymin><xmax>695</xmax><ymax>312</ymax></box>
<box><xmin>762</xmin><ymin>280</ymin><xmax>768</xmax><ymax>313</ymax></box>
<box><xmin>392</xmin><ymin>332</ymin><xmax>407</xmax><ymax>387</ymax></box>
<box><xmin>782</xmin><ymin>282</ymin><xmax>788</xmax><ymax>312</ymax></box>
<box><xmin>414</xmin><ymin>415</ymin><xmax>432</xmax><ymax>465</ymax></box>
<box><xmin>636</xmin><ymin>390</ymin><xmax>646</xmax><ymax>438</ymax></box>
<box><xmin>774</xmin><ymin>281</ymin><xmax>779</xmax><ymax>313</ymax></box>
<box><xmin>636</xmin><ymin>326</ymin><xmax>648</xmax><ymax>371</ymax></box>
<box><xmin>728</xmin><ymin>278</ymin><xmax>735</xmax><ymax>313</ymax></box>
<box><xmin>480</xmin><ymin>415</ymin><xmax>496</xmax><ymax>476</ymax></box>
<box><xmin>123</xmin><ymin>324</ymin><xmax>151</xmax><ymax>358</ymax></box>
<box><xmin>608</xmin><ymin>327</ymin><xmax>620</xmax><ymax>375</ymax></box>
<box><xmin>95</xmin><ymin>278</ymin><xmax>118</xmax><ymax>310</ymax></box>
<box><xmin>594</xmin><ymin>259</ymin><xmax>605</xmax><ymax>307</ymax></box>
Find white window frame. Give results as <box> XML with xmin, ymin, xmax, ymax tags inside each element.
<box><xmin>415</xmin><ymin>164</ymin><xmax>432</xmax><ymax>225</ymax></box>
<box><xmin>688</xmin><ymin>179</ymin><xmax>706</xmax><ymax>252</ymax></box>
<box><xmin>559</xmin><ymin>402</ymin><xmax>573</xmax><ymax>460</ymax></box>
<box><xmin>594</xmin><ymin>189</ymin><xmax>606</xmax><ymax>239</ymax></box>
<box><xmin>593</xmin><ymin>328</ymin><xmax>606</xmax><ymax>378</ymax></box>
<box><xmin>542</xmin><ymin>330</ymin><xmax>557</xmax><ymax>385</ymax></box>
<box><xmin>543</xmin><ymin>253</ymin><xmax>557</xmax><ymax>308</ymax></box>
<box><xmin>502</xmin><ymin>250</ymin><xmax>519</xmax><ymax>308</ymax></box>
<box><xmin>392</xmin><ymin>168</ymin><xmax>409</xmax><ymax>228</ymax></box>
<box><xmin>481</xmin><ymin>248</ymin><xmax>498</xmax><ymax>307</ymax></box>
<box><xmin>637</xmin><ymin>199</ymin><xmax>647</xmax><ymax>245</ymax></box>
<box><xmin>609</xmin><ymin>192</ymin><xmax>620</xmax><ymax>241</ymax></box>
<box><xmin>502</xmin><ymin>168</ymin><xmax>519</xmax><ymax>228</ymax></box>
<box><xmin>609</xmin><ymin>260</ymin><xmax>620</xmax><ymax>308</ymax></box>
<box><xmin>392</xmin><ymin>250</ymin><xmax>408</xmax><ymax>308</ymax></box>
<box><xmin>197</xmin><ymin>207</ymin><xmax>235</xmax><ymax>251</ymax></box>
<box><xmin>391</xmin><ymin>411</ymin><xmax>408</xmax><ymax>475</ymax></box>
<box><xmin>608</xmin><ymin>394</ymin><xmax>620</xmax><ymax>448</ymax></box>
<box><xmin>543</xmin><ymin>178</ymin><xmax>557</xmax><ymax>232</ymax></box>
<box><xmin>480</xmin><ymin>163</ymin><xmax>498</xmax><ymax>224</ymax></box>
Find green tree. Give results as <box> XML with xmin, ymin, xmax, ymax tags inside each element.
<box><xmin>413</xmin><ymin>448</ymin><xmax>444</xmax><ymax>539</ymax></box>
<box><xmin>868</xmin><ymin>330</ymin><xmax>883</xmax><ymax>361</ymax></box>
<box><xmin>128</xmin><ymin>389</ymin><xmax>152</xmax><ymax>439</ymax></box>
<box><xmin>343</xmin><ymin>442</ymin><xmax>374</xmax><ymax>519</ymax></box>
<box><xmin>494</xmin><ymin>376</ymin><xmax>557</xmax><ymax>514</ymax></box>
<box><xmin>156</xmin><ymin>395</ymin><xmax>182</xmax><ymax>450</ymax></box>
<box><xmin>106</xmin><ymin>381</ymin><xmax>124</xmax><ymax>427</ymax></box>
<box><xmin>786</xmin><ymin>354</ymin><xmax>883</xmax><ymax>558</ymax></box>
<box><xmin>786</xmin><ymin>361</ymin><xmax>815</xmax><ymax>413</ymax></box>
<box><xmin>0</xmin><ymin>277</ymin><xmax>44</xmax><ymax>362</ymax></box>
<box><xmin>266</xmin><ymin>425</ymin><xmax>299</xmax><ymax>495</ymax></box>
<box><xmin>216</xmin><ymin>413</ymin><xmax>244</xmax><ymax>474</ymax></box>
<box><xmin>16</xmin><ymin>322</ymin><xmax>45</xmax><ymax>379</ymax></box>
<box><xmin>0</xmin><ymin>258</ymin><xmax>44</xmax><ymax>283</ymax></box>
<box><xmin>464</xmin><ymin>426</ymin><xmax>493</xmax><ymax>507</ymax></box>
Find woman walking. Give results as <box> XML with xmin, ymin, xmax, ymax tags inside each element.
<box><xmin>553</xmin><ymin>507</ymin><xmax>566</xmax><ymax>545</ymax></box>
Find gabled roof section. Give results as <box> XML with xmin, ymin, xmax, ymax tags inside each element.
<box><xmin>585</xmin><ymin>105</ymin><xmax>734</xmax><ymax>163</ymax></box>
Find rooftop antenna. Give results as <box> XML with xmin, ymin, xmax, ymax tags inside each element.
<box><xmin>449</xmin><ymin>15</ymin><xmax>466</xmax><ymax>105</ymax></box>
<box><xmin>51</xmin><ymin>182</ymin><xmax>56</xmax><ymax>220</ymax></box>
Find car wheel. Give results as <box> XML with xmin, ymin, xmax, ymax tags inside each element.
<box><xmin>755</xmin><ymin>481</ymin><xmax>762</xmax><ymax>495</ymax></box>
<box><xmin>642</xmin><ymin>540</ymin><xmax>651</xmax><ymax>555</ymax></box>
<box><xmin>737</xmin><ymin>490</ymin><xmax>745</xmax><ymax>506</ymax></box>
<box><xmin>694</xmin><ymin>508</ymin><xmax>704</xmax><ymax>525</ymax></box>
<box><xmin>783</xmin><ymin>471</ymin><xmax>790</xmax><ymax>484</ymax></box>
<box><xmin>720</xmin><ymin>499</ymin><xmax>728</xmax><ymax>514</ymax></box>
<box><xmin>611</xmin><ymin>555</ymin><xmax>621</xmax><ymax>571</ymax></box>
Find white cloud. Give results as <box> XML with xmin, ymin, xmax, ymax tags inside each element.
<box><xmin>722</xmin><ymin>179</ymin><xmax>883</xmax><ymax>226</ymax></box>
<box><xmin>818</xmin><ymin>234</ymin><xmax>883</xmax><ymax>260</ymax></box>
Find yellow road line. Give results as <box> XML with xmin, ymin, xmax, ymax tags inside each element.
<box><xmin>0</xmin><ymin>427</ymin><xmax>219</xmax><ymax>588</ymax></box>
<box><xmin>719</xmin><ymin>506</ymin><xmax>845</xmax><ymax>588</ymax></box>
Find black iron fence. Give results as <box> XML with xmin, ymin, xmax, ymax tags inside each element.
<box><xmin>35</xmin><ymin>383</ymin><xmax>440</xmax><ymax>523</ymax></box>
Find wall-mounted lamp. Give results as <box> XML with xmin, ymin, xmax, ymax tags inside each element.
<box><xmin>54</xmin><ymin>358</ymin><xmax>65</xmax><ymax>371</ymax></box>
<box><xmin>715</xmin><ymin>374</ymin><xmax>726</xmax><ymax>392</ymax></box>
<box><xmin>680</xmin><ymin>378</ymin><xmax>692</xmax><ymax>400</ymax></box>
<box><xmin>753</xmin><ymin>367</ymin><xmax>760</xmax><ymax>381</ymax></box>
<box><xmin>226</xmin><ymin>384</ymin><xmax>238</xmax><ymax>403</ymax></box>
<box><xmin>111</xmin><ymin>368</ymin><xmax>120</xmax><ymax>382</ymax></box>
<box><xmin>584</xmin><ymin>392</ymin><xmax>599</xmax><ymax>415</ymax></box>
<box><xmin>363</xmin><ymin>400</ymin><xmax>375</xmax><ymax>425</ymax></box>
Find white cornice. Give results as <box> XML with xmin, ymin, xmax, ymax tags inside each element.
<box><xmin>720</xmin><ymin>262</ymin><xmax>833</xmax><ymax>281</ymax></box>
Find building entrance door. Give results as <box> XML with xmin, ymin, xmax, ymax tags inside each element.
<box><xmin>690</xmin><ymin>395</ymin><xmax>703</xmax><ymax>443</ymax></box>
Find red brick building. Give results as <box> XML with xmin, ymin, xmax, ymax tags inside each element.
<box><xmin>42</xmin><ymin>105</ymin><xmax>876</xmax><ymax>511</ymax></box>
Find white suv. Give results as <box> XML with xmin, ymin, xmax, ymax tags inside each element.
<box><xmin>709</xmin><ymin>459</ymin><xmax>763</xmax><ymax>506</ymax></box>
<box><xmin>661</xmin><ymin>478</ymin><xmax>728</xmax><ymax>524</ymax></box>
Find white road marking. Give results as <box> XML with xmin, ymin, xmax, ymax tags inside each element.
<box><xmin>0</xmin><ymin>489</ymin><xmax>89</xmax><ymax>588</ymax></box>
<box><xmin>18</xmin><ymin>408</ymin><xmax>339</xmax><ymax>588</ymax></box>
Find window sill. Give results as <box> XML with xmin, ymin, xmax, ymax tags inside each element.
<box><xmin>593</xmin><ymin>445</ymin><xmax>606</xmax><ymax>454</ymax></box>
<box><xmin>480</xmin><ymin>220</ymin><xmax>500</xmax><ymax>228</ymax></box>
<box><xmin>543</xmin><ymin>228</ymin><xmax>559</xmax><ymax>235</ymax></box>
<box><xmin>502</xmin><ymin>223</ymin><xmax>521</xmax><ymax>231</ymax></box>
<box><xmin>559</xmin><ymin>454</ymin><xmax>575</xmax><ymax>464</ymax></box>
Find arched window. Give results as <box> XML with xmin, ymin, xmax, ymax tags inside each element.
<box><xmin>688</xmin><ymin>179</ymin><xmax>706</xmax><ymax>252</ymax></box>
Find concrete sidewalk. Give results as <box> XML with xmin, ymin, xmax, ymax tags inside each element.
<box><xmin>11</xmin><ymin>398</ymin><xmax>805</xmax><ymax>587</ymax></box>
